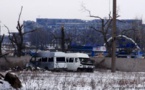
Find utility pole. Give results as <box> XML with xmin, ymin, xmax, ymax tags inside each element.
<box><xmin>111</xmin><ymin>0</ymin><xmax>117</xmax><ymax>72</ymax></box>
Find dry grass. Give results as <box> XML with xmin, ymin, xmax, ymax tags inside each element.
<box><xmin>0</xmin><ymin>56</ymin><xmax>31</xmax><ymax>71</ymax></box>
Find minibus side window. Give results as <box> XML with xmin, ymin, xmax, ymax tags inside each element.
<box><xmin>56</xmin><ymin>57</ymin><xmax>65</xmax><ymax>62</ymax></box>
<box><xmin>69</xmin><ymin>58</ymin><xmax>73</xmax><ymax>62</ymax></box>
<box><xmin>42</xmin><ymin>58</ymin><xmax>47</xmax><ymax>62</ymax></box>
<box><xmin>48</xmin><ymin>58</ymin><xmax>54</xmax><ymax>62</ymax></box>
<box><xmin>37</xmin><ymin>58</ymin><xmax>42</xmax><ymax>62</ymax></box>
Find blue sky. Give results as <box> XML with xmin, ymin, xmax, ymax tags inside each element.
<box><xmin>0</xmin><ymin>0</ymin><xmax>145</xmax><ymax>34</ymax></box>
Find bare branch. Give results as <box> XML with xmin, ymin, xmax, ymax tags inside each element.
<box><xmin>4</xmin><ymin>25</ymin><xmax>10</xmax><ymax>34</ymax></box>
<box><xmin>105</xmin><ymin>19</ymin><xmax>113</xmax><ymax>33</ymax></box>
<box><xmin>104</xmin><ymin>12</ymin><xmax>113</xmax><ymax>26</ymax></box>
<box><xmin>18</xmin><ymin>6</ymin><xmax>23</xmax><ymax>22</ymax></box>
<box><xmin>90</xmin><ymin>15</ymin><xmax>103</xmax><ymax>20</ymax></box>
<box><xmin>23</xmin><ymin>29</ymin><xmax>38</xmax><ymax>35</ymax></box>
<box><xmin>104</xmin><ymin>19</ymin><xmax>111</xmax><ymax>27</ymax></box>
<box><xmin>121</xmin><ymin>28</ymin><xmax>135</xmax><ymax>35</ymax></box>
<box><xmin>109</xmin><ymin>12</ymin><xmax>112</xmax><ymax>19</ymax></box>
<box><xmin>4</xmin><ymin>25</ymin><xmax>16</xmax><ymax>47</ymax></box>
<box><xmin>81</xmin><ymin>4</ymin><xmax>91</xmax><ymax>16</ymax></box>
<box><xmin>90</xmin><ymin>26</ymin><xmax>103</xmax><ymax>33</ymax></box>
<box><xmin>81</xmin><ymin>4</ymin><xmax>103</xmax><ymax>20</ymax></box>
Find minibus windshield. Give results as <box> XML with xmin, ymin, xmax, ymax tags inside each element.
<box><xmin>79</xmin><ymin>58</ymin><xmax>94</xmax><ymax>65</ymax></box>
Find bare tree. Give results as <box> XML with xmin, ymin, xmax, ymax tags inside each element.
<box><xmin>5</xmin><ymin>6</ymin><xmax>37</xmax><ymax>57</ymax></box>
<box><xmin>82</xmin><ymin>5</ymin><xmax>120</xmax><ymax>57</ymax></box>
<box><xmin>82</xmin><ymin>5</ymin><xmax>113</xmax><ymax>56</ymax></box>
<box><xmin>91</xmin><ymin>18</ymin><xmax>113</xmax><ymax>56</ymax></box>
<box><xmin>57</xmin><ymin>26</ymin><xmax>71</xmax><ymax>52</ymax></box>
<box><xmin>82</xmin><ymin>4</ymin><xmax>118</xmax><ymax>72</ymax></box>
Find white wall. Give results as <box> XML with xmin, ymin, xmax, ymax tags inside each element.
<box><xmin>92</xmin><ymin>57</ymin><xmax>145</xmax><ymax>72</ymax></box>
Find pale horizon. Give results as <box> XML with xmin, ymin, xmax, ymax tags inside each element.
<box><xmin>0</xmin><ymin>0</ymin><xmax>145</xmax><ymax>34</ymax></box>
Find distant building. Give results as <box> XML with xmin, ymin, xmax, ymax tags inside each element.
<box><xmin>24</xmin><ymin>18</ymin><xmax>143</xmax><ymax>33</ymax></box>
<box><xmin>23</xmin><ymin>18</ymin><xmax>143</xmax><ymax>47</ymax></box>
<box><xmin>24</xmin><ymin>18</ymin><xmax>97</xmax><ymax>33</ymax></box>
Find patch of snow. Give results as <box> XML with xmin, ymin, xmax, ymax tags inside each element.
<box><xmin>2</xmin><ymin>70</ymin><xmax>145</xmax><ymax>90</ymax></box>
<box><xmin>0</xmin><ymin>80</ymin><xmax>14</xmax><ymax>90</ymax></box>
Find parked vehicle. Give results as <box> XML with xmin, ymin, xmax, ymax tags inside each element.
<box><xmin>26</xmin><ymin>51</ymin><xmax>95</xmax><ymax>72</ymax></box>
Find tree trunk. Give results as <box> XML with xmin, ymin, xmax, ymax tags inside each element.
<box><xmin>0</xmin><ymin>34</ymin><xmax>4</xmax><ymax>55</ymax></box>
<box><xmin>61</xmin><ymin>26</ymin><xmax>65</xmax><ymax>52</ymax></box>
<box><xmin>17</xmin><ymin>46</ymin><xmax>23</xmax><ymax>57</ymax></box>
